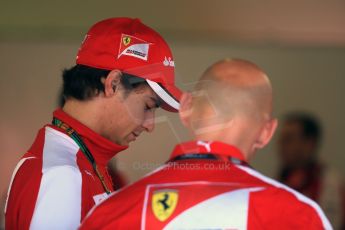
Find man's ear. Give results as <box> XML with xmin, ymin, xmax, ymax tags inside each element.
<box><xmin>179</xmin><ymin>92</ymin><xmax>193</xmax><ymax>128</ymax></box>
<box><xmin>104</xmin><ymin>70</ymin><xmax>122</xmax><ymax>97</ymax></box>
<box><xmin>253</xmin><ymin>118</ymin><xmax>278</xmax><ymax>150</ymax></box>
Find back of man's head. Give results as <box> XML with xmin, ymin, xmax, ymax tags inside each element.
<box><xmin>179</xmin><ymin>59</ymin><xmax>277</xmax><ymax>160</ymax></box>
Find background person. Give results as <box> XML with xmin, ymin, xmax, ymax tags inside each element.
<box><xmin>277</xmin><ymin>112</ymin><xmax>345</xmax><ymax>229</ymax></box>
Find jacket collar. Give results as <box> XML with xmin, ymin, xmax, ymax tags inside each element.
<box><xmin>170</xmin><ymin>140</ymin><xmax>246</xmax><ymax>162</ymax></box>
<box><xmin>51</xmin><ymin>109</ymin><xmax>128</xmax><ymax>165</ymax></box>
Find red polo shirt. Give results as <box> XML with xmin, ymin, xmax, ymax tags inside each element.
<box><xmin>80</xmin><ymin>140</ymin><xmax>332</xmax><ymax>230</ymax></box>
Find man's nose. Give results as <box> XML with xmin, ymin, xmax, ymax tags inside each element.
<box><xmin>142</xmin><ymin>112</ymin><xmax>155</xmax><ymax>133</ymax></box>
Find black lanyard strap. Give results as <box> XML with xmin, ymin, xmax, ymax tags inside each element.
<box><xmin>170</xmin><ymin>153</ymin><xmax>249</xmax><ymax>167</ymax></box>
<box><xmin>52</xmin><ymin>117</ymin><xmax>111</xmax><ymax>194</ymax></box>
<box><xmin>171</xmin><ymin>153</ymin><xmax>218</xmax><ymax>161</ymax></box>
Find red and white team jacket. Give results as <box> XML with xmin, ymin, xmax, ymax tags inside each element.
<box><xmin>5</xmin><ymin>109</ymin><xmax>127</xmax><ymax>230</ymax></box>
<box><xmin>80</xmin><ymin>141</ymin><xmax>332</xmax><ymax>230</ymax></box>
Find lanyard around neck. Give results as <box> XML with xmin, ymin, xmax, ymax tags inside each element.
<box><xmin>52</xmin><ymin>117</ymin><xmax>111</xmax><ymax>194</ymax></box>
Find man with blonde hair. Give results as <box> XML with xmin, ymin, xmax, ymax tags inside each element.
<box><xmin>80</xmin><ymin>59</ymin><xmax>331</xmax><ymax>229</ymax></box>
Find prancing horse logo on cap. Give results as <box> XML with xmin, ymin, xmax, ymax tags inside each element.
<box><xmin>118</xmin><ymin>34</ymin><xmax>150</xmax><ymax>61</ymax></box>
<box><xmin>123</xmin><ymin>36</ymin><xmax>131</xmax><ymax>46</ymax></box>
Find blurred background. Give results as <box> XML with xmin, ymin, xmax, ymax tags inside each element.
<box><xmin>1</xmin><ymin>0</ymin><xmax>345</xmax><ymax>228</ymax></box>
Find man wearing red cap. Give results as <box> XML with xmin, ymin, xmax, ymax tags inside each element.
<box><xmin>5</xmin><ymin>17</ymin><xmax>182</xmax><ymax>230</ymax></box>
<box><xmin>80</xmin><ymin>59</ymin><xmax>331</xmax><ymax>230</ymax></box>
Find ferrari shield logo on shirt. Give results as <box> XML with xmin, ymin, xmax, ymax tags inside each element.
<box><xmin>118</xmin><ymin>34</ymin><xmax>150</xmax><ymax>61</ymax></box>
<box><xmin>152</xmin><ymin>189</ymin><xmax>178</xmax><ymax>221</ymax></box>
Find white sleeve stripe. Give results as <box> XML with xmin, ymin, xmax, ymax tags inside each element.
<box><xmin>30</xmin><ymin>165</ymin><xmax>82</xmax><ymax>230</ymax></box>
<box><xmin>43</xmin><ymin>127</ymin><xmax>79</xmax><ymax>172</ymax></box>
<box><xmin>29</xmin><ymin>126</ymin><xmax>82</xmax><ymax>230</ymax></box>
<box><xmin>45</xmin><ymin>126</ymin><xmax>79</xmax><ymax>150</ymax></box>
<box><xmin>4</xmin><ymin>157</ymin><xmax>36</xmax><ymax>214</ymax></box>
<box><xmin>236</xmin><ymin>165</ymin><xmax>333</xmax><ymax>230</ymax></box>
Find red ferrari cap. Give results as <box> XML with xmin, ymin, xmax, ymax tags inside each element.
<box><xmin>76</xmin><ymin>17</ymin><xmax>182</xmax><ymax>112</ymax></box>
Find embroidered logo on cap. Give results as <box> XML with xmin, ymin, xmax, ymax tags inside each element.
<box><xmin>122</xmin><ymin>36</ymin><xmax>131</xmax><ymax>46</ymax></box>
<box><xmin>118</xmin><ymin>34</ymin><xmax>150</xmax><ymax>61</ymax></box>
<box><xmin>163</xmin><ymin>56</ymin><xmax>175</xmax><ymax>67</ymax></box>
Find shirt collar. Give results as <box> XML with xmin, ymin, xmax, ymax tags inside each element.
<box><xmin>52</xmin><ymin>108</ymin><xmax>128</xmax><ymax>165</ymax></box>
<box><xmin>169</xmin><ymin>140</ymin><xmax>246</xmax><ymax>162</ymax></box>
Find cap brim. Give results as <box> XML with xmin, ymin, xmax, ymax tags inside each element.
<box><xmin>146</xmin><ymin>79</ymin><xmax>182</xmax><ymax>112</ymax></box>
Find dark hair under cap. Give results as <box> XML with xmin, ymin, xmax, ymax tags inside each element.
<box><xmin>61</xmin><ymin>64</ymin><xmax>147</xmax><ymax>102</ymax></box>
